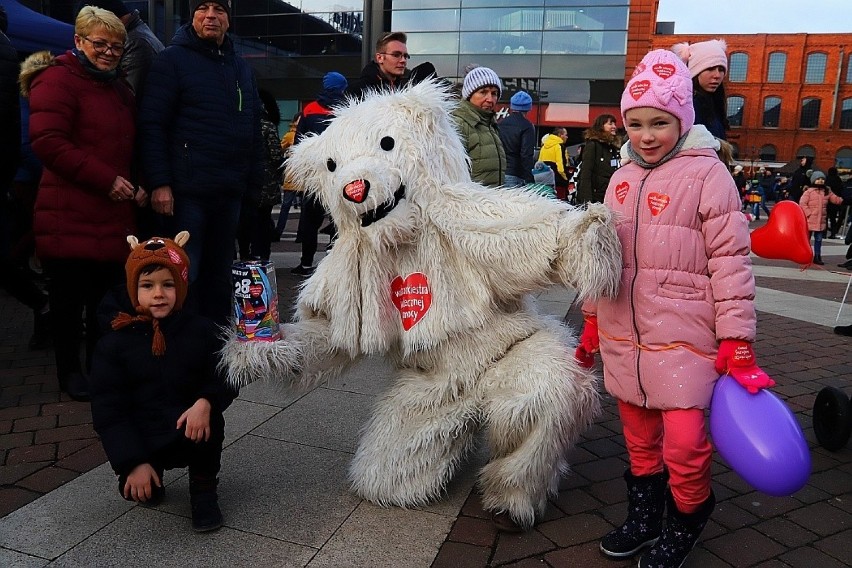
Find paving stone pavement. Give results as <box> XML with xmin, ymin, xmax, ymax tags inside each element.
<box><xmin>1</xmin><ymin>213</ymin><xmax>850</xmax><ymax>567</ymax></box>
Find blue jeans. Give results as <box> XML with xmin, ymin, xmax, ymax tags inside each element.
<box><xmin>163</xmin><ymin>194</ymin><xmax>241</xmax><ymax>326</ymax></box>
<box><xmin>811</xmin><ymin>230</ymin><xmax>824</xmax><ymax>258</ymax></box>
<box><xmin>504</xmin><ymin>174</ymin><xmax>527</xmax><ymax>188</ymax></box>
<box><xmin>751</xmin><ymin>201</ymin><xmax>770</xmax><ymax>219</ymax></box>
<box><xmin>276</xmin><ymin>190</ymin><xmax>298</xmax><ymax>234</ymax></box>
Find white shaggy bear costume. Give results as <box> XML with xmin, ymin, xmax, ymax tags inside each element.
<box><xmin>222</xmin><ymin>79</ymin><xmax>621</xmax><ymax>529</ymax></box>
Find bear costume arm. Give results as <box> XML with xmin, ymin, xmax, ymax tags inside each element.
<box><xmin>220</xmin><ymin>317</ymin><xmax>353</xmax><ymax>391</ymax></box>
<box><xmin>431</xmin><ymin>186</ymin><xmax>621</xmax><ymax>302</ymax></box>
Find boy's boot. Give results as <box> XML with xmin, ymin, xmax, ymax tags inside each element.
<box><xmin>189</xmin><ymin>475</ymin><xmax>223</xmax><ymax>532</ymax></box>
<box><xmin>59</xmin><ymin>372</ymin><xmax>90</xmax><ymax>402</ymax></box>
<box><xmin>813</xmin><ymin>254</ymin><xmax>824</xmax><ymax>265</ymax></box>
<box><xmin>29</xmin><ymin>307</ymin><xmax>50</xmax><ymax>350</ymax></box>
<box><xmin>600</xmin><ymin>469</ymin><xmax>668</xmax><ymax>558</ymax></box>
<box><xmin>639</xmin><ymin>490</ymin><xmax>715</xmax><ymax>568</ymax></box>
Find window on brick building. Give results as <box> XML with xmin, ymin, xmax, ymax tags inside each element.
<box><xmin>763</xmin><ymin>96</ymin><xmax>781</xmax><ymax>127</ymax></box>
<box><xmin>796</xmin><ymin>145</ymin><xmax>816</xmax><ymax>159</ymax></box>
<box><xmin>805</xmin><ymin>53</ymin><xmax>827</xmax><ymax>83</ymax></box>
<box><xmin>759</xmin><ymin>145</ymin><xmax>776</xmax><ymax>161</ymax></box>
<box><xmin>767</xmin><ymin>52</ymin><xmax>786</xmax><ymax>82</ymax></box>
<box><xmin>800</xmin><ymin>98</ymin><xmax>821</xmax><ymax>128</ymax></box>
<box><xmin>847</xmin><ymin>55</ymin><xmax>852</xmax><ymax>83</ymax></box>
<box><xmin>727</xmin><ymin>96</ymin><xmax>744</xmax><ymax>127</ymax></box>
<box><xmin>840</xmin><ymin>98</ymin><xmax>852</xmax><ymax>129</ymax></box>
<box><xmin>837</xmin><ymin>148</ymin><xmax>852</xmax><ymax>169</ymax></box>
<box><xmin>729</xmin><ymin>52</ymin><xmax>748</xmax><ymax>82</ymax></box>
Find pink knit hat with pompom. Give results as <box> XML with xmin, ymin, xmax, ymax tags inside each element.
<box><xmin>672</xmin><ymin>39</ymin><xmax>728</xmax><ymax>78</ymax></box>
<box><xmin>621</xmin><ymin>49</ymin><xmax>695</xmax><ymax>138</ymax></box>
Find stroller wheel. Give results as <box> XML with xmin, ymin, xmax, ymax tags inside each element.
<box><xmin>813</xmin><ymin>387</ymin><xmax>852</xmax><ymax>451</ymax></box>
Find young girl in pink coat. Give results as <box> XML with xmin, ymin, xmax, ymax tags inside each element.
<box><xmin>574</xmin><ymin>49</ymin><xmax>775</xmax><ymax>568</ymax></box>
<box><xmin>799</xmin><ymin>170</ymin><xmax>844</xmax><ymax>265</ymax></box>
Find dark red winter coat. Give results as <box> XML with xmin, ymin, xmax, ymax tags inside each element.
<box><xmin>21</xmin><ymin>50</ymin><xmax>137</xmax><ymax>262</ymax></box>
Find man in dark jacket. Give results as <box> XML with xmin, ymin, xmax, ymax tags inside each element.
<box><xmin>291</xmin><ymin>72</ymin><xmax>348</xmax><ymax>276</ymax></box>
<box><xmin>498</xmin><ymin>91</ymin><xmax>535</xmax><ymax>187</ymax></box>
<box><xmin>138</xmin><ymin>0</ymin><xmax>264</xmax><ymax>326</ymax></box>
<box><xmin>347</xmin><ymin>31</ymin><xmax>410</xmax><ymax>98</ymax></box>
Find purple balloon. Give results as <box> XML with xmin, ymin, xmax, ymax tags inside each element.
<box><xmin>709</xmin><ymin>375</ymin><xmax>811</xmax><ymax>496</ymax></box>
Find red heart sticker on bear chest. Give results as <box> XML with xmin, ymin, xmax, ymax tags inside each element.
<box><xmin>629</xmin><ymin>80</ymin><xmax>650</xmax><ymax>100</ymax></box>
<box><xmin>647</xmin><ymin>192</ymin><xmax>671</xmax><ymax>216</ymax></box>
<box><xmin>391</xmin><ymin>272</ymin><xmax>432</xmax><ymax>331</ymax></box>
<box><xmin>614</xmin><ymin>181</ymin><xmax>629</xmax><ymax>204</ymax></box>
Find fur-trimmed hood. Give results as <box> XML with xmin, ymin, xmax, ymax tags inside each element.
<box><xmin>583</xmin><ymin>128</ymin><xmax>621</xmax><ymax>148</ymax></box>
<box><xmin>619</xmin><ymin>123</ymin><xmax>719</xmax><ymax>166</ymax></box>
<box><xmin>18</xmin><ymin>50</ymin><xmax>54</xmax><ymax>97</ymax></box>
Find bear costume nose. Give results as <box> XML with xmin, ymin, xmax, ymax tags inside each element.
<box><xmin>344</xmin><ymin>179</ymin><xmax>370</xmax><ymax>203</ymax></box>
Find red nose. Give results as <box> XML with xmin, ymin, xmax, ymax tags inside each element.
<box><xmin>343</xmin><ymin>179</ymin><xmax>370</xmax><ymax>203</ymax></box>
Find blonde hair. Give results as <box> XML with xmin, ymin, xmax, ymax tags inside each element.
<box><xmin>716</xmin><ymin>139</ymin><xmax>733</xmax><ymax>166</ymax></box>
<box><xmin>75</xmin><ymin>6</ymin><xmax>127</xmax><ymax>41</ymax></box>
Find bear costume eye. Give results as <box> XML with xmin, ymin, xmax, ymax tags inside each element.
<box><xmin>380</xmin><ymin>136</ymin><xmax>395</xmax><ymax>151</ymax></box>
<box><xmin>327</xmin><ymin>158</ymin><xmax>337</xmax><ymax>172</ymax></box>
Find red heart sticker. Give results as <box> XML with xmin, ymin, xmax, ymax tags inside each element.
<box><xmin>652</xmin><ymin>63</ymin><xmax>676</xmax><ymax>79</ymax></box>
<box><xmin>391</xmin><ymin>272</ymin><xmax>432</xmax><ymax>331</ymax></box>
<box><xmin>615</xmin><ymin>181</ymin><xmax>629</xmax><ymax>204</ymax></box>
<box><xmin>629</xmin><ymin>80</ymin><xmax>650</xmax><ymax>100</ymax></box>
<box><xmin>631</xmin><ymin>62</ymin><xmax>646</xmax><ymax>78</ymax></box>
<box><xmin>344</xmin><ymin>179</ymin><xmax>369</xmax><ymax>203</ymax></box>
<box><xmin>647</xmin><ymin>192</ymin><xmax>671</xmax><ymax>216</ymax></box>
<box><xmin>249</xmin><ymin>284</ymin><xmax>263</xmax><ymax>297</ymax></box>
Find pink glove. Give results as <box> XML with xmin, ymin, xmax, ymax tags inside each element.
<box><xmin>574</xmin><ymin>317</ymin><xmax>599</xmax><ymax>369</ymax></box>
<box><xmin>714</xmin><ymin>339</ymin><xmax>776</xmax><ymax>394</ymax></box>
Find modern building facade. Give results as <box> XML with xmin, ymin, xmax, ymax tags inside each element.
<box><xmin>18</xmin><ymin>0</ymin><xmax>851</xmax><ymax>167</ymax></box>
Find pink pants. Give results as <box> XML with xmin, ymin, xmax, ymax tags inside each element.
<box><xmin>618</xmin><ymin>400</ymin><xmax>712</xmax><ymax>514</ymax></box>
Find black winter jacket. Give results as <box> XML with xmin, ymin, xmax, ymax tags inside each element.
<box><xmin>497</xmin><ymin>112</ymin><xmax>536</xmax><ymax>183</ymax></box>
<box><xmin>90</xmin><ymin>286</ymin><xmax>237</xmax><ymax>477</ymax></box>
<box><xmin>138</xmin><ymin>24</ymin><xmax>264</xmax><ymax>201</ymax></box>
<box><xmin>0</xmin><ymin>29</ymin><xmax>19</xmax><ymax>188</ymax></box>
<box><xmin>577</xmin><ymin>130</ymin><xmax>621</xmax><ymax>204</ymax></box>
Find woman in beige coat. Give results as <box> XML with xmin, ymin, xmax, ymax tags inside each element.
<box><xmin>800</xmin><ymin>170</ymin><xmax>844</xmax><ymax>265</ymax></box>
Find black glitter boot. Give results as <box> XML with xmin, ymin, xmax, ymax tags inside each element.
<box><xmin>600</xmin><ymin>469</ymin><xmax>668</xmax><ymax>558</ymax></box>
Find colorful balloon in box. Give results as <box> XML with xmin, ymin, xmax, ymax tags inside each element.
<box><xmin>709</xmin><ymin>375</ymin><xmax>811</xmax><ymax>496</ymax></box>
<box><xmin>232</xmin><ymin>261</ymin><xmax>281</xmax><ymax>341</ymax></box>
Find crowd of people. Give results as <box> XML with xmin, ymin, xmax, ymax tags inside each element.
<box><xmin>2</xmin><ymin>3</ymin><xmax>850</xmax><ymax>563</ymax></box>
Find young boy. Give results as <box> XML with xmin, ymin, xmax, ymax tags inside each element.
<box><xmin>90</xmin><ymin>232</ymin><xmax>236</xmax><ymax>532</ymax></box>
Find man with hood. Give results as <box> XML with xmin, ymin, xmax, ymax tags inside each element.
<box><xmin>138</xmin><ymin>0</ymin><xmax>264</xmax><ymax>326</ymax></box>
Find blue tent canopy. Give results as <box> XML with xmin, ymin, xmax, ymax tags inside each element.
<box><xmin>1</xmin><ymin>0</ymin><xmax>73</xmax><ymax>55</ymax></box>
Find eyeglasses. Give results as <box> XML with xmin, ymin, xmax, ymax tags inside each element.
<box><xmin>379</xmin><ymin>51</ymin><xmax>410</xmax><ymax>60</ymax></box>
<box><xmin>80</xmin><ymin>36</ymin><xmax>125</xmax><ymax>56</ymax></box>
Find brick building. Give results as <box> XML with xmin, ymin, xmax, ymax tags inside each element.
<box><xmin>623</xmin><ymin>0</ymin><xmax>852</xmax><ymax>171</ymax></box>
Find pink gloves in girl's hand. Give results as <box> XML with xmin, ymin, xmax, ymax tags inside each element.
<box><xmin>714</xmin><ymin>339</ymin><xmax>776</xmax><ymax>394</ymax></box>
<box><xmin>574</xmin><ymin>316</ymin><xmax>599</xmax><ymax>369</ymax></box>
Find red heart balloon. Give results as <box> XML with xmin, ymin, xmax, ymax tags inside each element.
<box><xmin>750</xmin><ymin>201</ymin><xmax>812</xmax><ymax>264</ymax></box>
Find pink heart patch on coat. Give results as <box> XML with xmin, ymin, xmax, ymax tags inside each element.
<box><xmin>652</xmin><ymin>63</ymin><xmax>676</xmax><ymax>79</ymax></box>
<box><xmin>614</xmin><ymin>181</ymin><xmax>629</xmax><ymax>204</ymax></box>
<box><xmin>647</xmin><ymin>192</ymin><xmax>671</xmax><ymax>216</ymax></box>
<box><xmin>631</xmin><ymin>63</ymin><xmax>646</xmax><ymax>78</ymax></box>
<box><xmin>391</xmin><ymin>272</ymin><xmax>432</xmax><ymax>331</ymax></box>
<box><xmin>629</xmin><ymin>80</ymin><xmax>650</xmax><ymax>100</ymax></box>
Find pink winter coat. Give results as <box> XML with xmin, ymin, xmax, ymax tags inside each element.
<box><xmin>585</xmin><ymin>127</ymin><xmax>756</xmax><ymax>410</ymax></box>
<box><xmin>799</xmin><ymin>187</ymin><xmax>843</xmax><ymax>232</ymax></box>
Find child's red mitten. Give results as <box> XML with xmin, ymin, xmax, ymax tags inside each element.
<box><xmin>574</xmin><ymin>316</ymin><xmax>599</xmax><ymax>369</ymax></box>
<box><xmin>714</xmin><ymin>339</ymin><xmax>776</xmax><ymax>394</ymax></box>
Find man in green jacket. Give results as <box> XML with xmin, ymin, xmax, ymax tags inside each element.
<box><xmin>451</xmin><ymin>66</ymin><xmax>505</xmax><ymax>187</ymax></box>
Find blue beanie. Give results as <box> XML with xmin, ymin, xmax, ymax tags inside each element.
<box><xmin>510</xmin><ymin>91</ymin><xmax>532</xmax><ymax>112</ymax></box>
<box><xmin>323</xmin><ymin>72</ymin><xmax>347</xmax><ymax>93</ymax></box>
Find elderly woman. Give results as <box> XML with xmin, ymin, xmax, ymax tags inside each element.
<box><xmin>20</xmin><ymin>6</ymin><xmax>143</xmax><ymax>401</ymax></box>
<box><xmin>451</xmin><ymin>65</ymin><xmax>506</xmax><ymax>187</ymax></box>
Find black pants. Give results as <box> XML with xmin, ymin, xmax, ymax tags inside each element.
<box><xmin>117</xmin><ymin>412</ymin><xmax>225</xmax><ymax>496</ymax></box>
<box><xmin>296</xmin><ymin>194</ymin><xmax>326</xmax><ymax>267</ymax></box>
<box><xmin>42</xmin><ymin>258</ymin><xmax>124</xmax><ymax>379</ymax></box>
